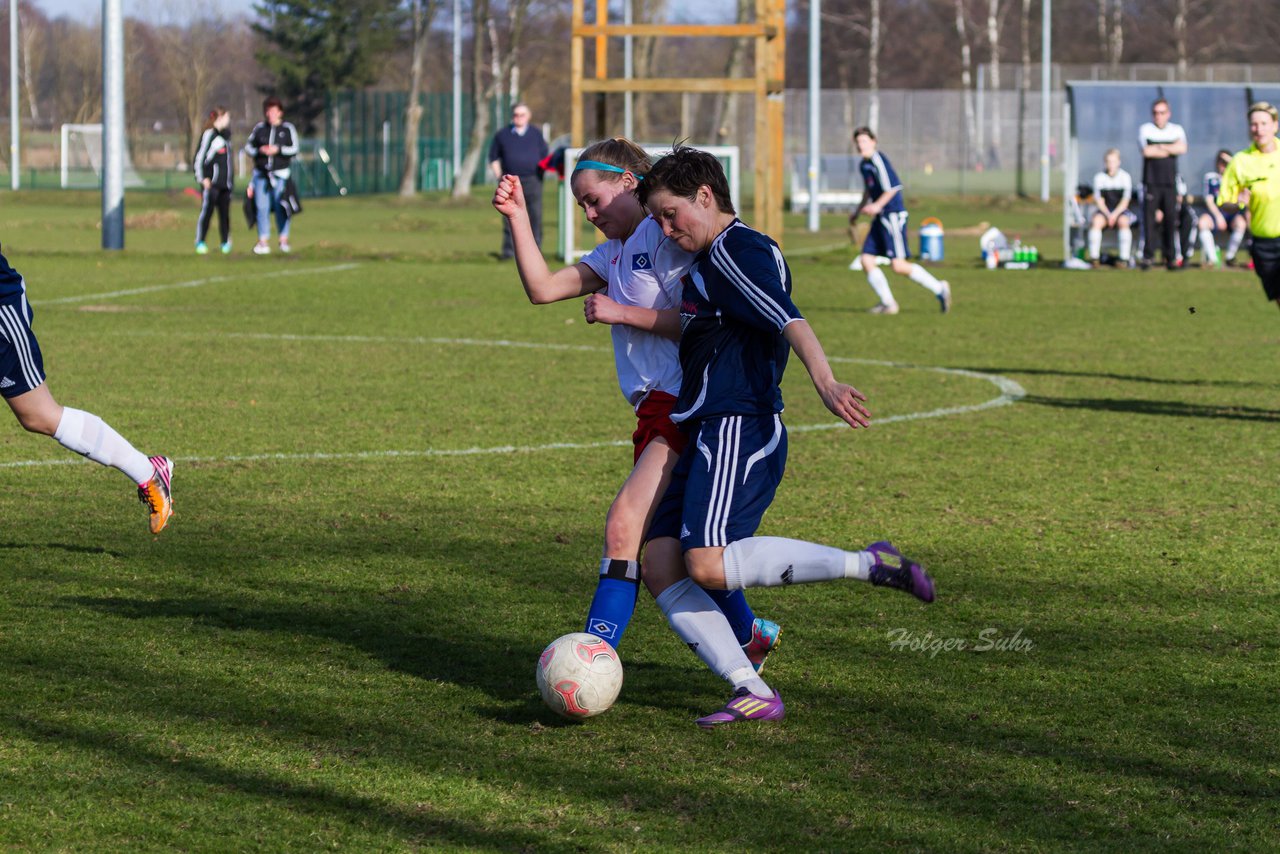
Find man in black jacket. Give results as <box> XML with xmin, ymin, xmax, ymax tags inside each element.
<box><xmin>244</xmin><ymin>96</ymin><xmax>300</xmax><ymax>255</ymax></box>
<box><xmin>489</xmin><ymin>103</ymin><xmax>548</xmax><ymax>260</ymax></box>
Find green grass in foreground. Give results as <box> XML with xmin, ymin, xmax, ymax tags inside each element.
<box><xmin>0</xmin><ymin>189</ymin><xmax>1276</xmax><ymax>852</ymax></box>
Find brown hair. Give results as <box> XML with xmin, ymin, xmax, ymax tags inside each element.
<box><xmin>263</xmin><ymin>96</ymin><xmax>283</xmax><ymax>114</ymax></box>
<box><xmin>637</xmin><ymin>145</ymin><xmax>735</xmax><ymax>216</ymax></box>
<box><xmin>573</xmin><ymin>137</ymin><xmax>652</xmax><ymax>182</ymax></box>
<box><xmin>853</xmin><ymin>126</ymin><xmax>877</xmax><ymax>142</ymax></box>
<box><xmin>202</xmin><ymin>106</ymin><xmax>229</xmax><ymax>133</ymax></box>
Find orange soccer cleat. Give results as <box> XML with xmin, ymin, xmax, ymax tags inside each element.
<box><xmin>137</xmin><ymin>455</ymin><xmax>174</xmax><ymax>534</ymax></box>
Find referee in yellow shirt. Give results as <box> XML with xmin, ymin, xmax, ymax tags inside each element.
<box><xmin>1218</xmin><ymin>102</ymin><xmax>1280</xmax><ymax>311</ymax></box>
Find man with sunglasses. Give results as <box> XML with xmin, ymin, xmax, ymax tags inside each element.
<box><xmin>1138</xmin><ymin>98</ymin><xmax>1188</xmax><ymax>271</ymax></box>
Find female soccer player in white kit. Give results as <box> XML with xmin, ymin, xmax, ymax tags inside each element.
<box><xmin>492</xmin><ymin>138</ymin><xmax>780</xmax><ymax>668</ymax></box>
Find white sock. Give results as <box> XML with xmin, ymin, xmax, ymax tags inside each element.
<box><xmin>1226</xmin><ymin>228</ymin><xmax>1245</xmax><ymax>260</ymax></box>
<box><xmin>1118</xmin><ymin>229</ymin><xmax>1132</xmax><ymax>261</ymax></box>
<box><xmin>1088</xmin><ymin>227</ymin><xmax>1102</xmax><ymax>260</ymax></box>
<box><xmin>54</xmin><ymin>407</ymin><xmax>155</xmax><ymax>484</ymax></box>
<box><xmin>655</xmin><ymin>578</ymin><xmax>772</xmax><ymax>697</ymax></box>
<box><xmin>865</xmin><ymin>266</ymin><xmax>896</xmax><ymax>306</ymax></box>
<box><xmin>907</xmin><ymin>263</ymin><xmax>944</xmax><ymax>295</ymax></box>
<box><xmin>722</xmin><ymin>536</ymin><xmax>874</xmax><ymax>587</ymax></box>
<box><xmin>1199</xmin><ymin>228</ymin><xmax>1217</xmax><ymax>262</ymax></box>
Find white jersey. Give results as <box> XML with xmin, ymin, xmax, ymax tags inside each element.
<box><xmin>580</xmin><ymin>216</ymin><xmax>693</xmax><ymax>406</ymax></box>
<box><xmin>1092</xmin><ymin>168</ymin><xmax>1133</xmax><ymax>211</ymax></box>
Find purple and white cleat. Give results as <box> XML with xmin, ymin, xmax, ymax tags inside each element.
<box><xmin>696</xmin><ymin>687</ymin><xmax>786</xmax><ymax>729</ymax></box>
<box><xmin>867</xmin><ymin>541</ymin><xmax>935</xmax><ymax>603</ymax></box>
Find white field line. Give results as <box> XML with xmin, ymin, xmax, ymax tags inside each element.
<box><xmin>0</xmin><ymin>335</ymin><xmax>1025</xmax><ymax>470</ymax></box>
<box><xmin>30</xmin><ymin>263</ymin><xmax>362</xmax><ymax>306</ymax></box>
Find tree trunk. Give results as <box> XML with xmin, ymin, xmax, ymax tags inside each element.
<box><xmin>632</xmin><ymin>0</ymin><xmax>667</xmax><ymax>141</ymax></box>
<box><xmin>1097</xmin><ymin>0</ymin><xmax>1107</xmax><ymax>65</ymax></box>
<box><xmin>1017</xmin><ymin>0</ymin><xmax>1030</xmax><ymax>196</ymax></box>
<box><xmin>452</xmin><ymin>0</ymin><xmax>531</xmax><ymax>197</ymax></box>
<box><xmin>399</xmin><ymin>0</ymin><xmax>436</xmax><ymax>197</ymax></box>
<box><xmin>954</xmin><ymin>0</ymin><xmax>977</xmax><ymax>168</ymax></box>
<box><xmin>986</xmin><ymin>0</ymin><xmax>1002</xmax><ymax>167</ymax></box>
<box><xmin>709</xmin><ymin>0</ymin><xmax>750</xmax><ymax>143</ymax></box>
<box><xmin>868</xmin><ymin>0</ymin><xmax>881</xmax><ymax>131</ymax></box>
<box><xmin>1174</xmin><ymin>0</ymin><xmax>1188</xmax><ymax>79</ymax></box>
<box><xmin>1109</xmin><ymin>0</ymin><xmax>1123</xmax><ymax>70</ymax></box>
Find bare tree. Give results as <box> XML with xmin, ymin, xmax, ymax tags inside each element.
<box><xmin>867</xmin><ymin>0</ymin><xmax>881</xmax><ymax>131</ymax></box>
<box><xmin>985</xmin><ymin>0</ymin><xmax>1005</xmax><ymax>166</ymax></box>
<box><xmin>399</xmin><ymin>0</ymin><xmax>439</xmax><ymax>197</ymax></box>
<box><xmin>452</xmin><ymin>0</ymin><xmax>532</xmax><ymax>198</ymax></box>
<box><xmin>632</xmin><ymin>0</ymin><xmax>668</xmax><ymax>141</ymax></box>
<box><xmin>953</xmin><ymin>0</ymin><xmax>977</xmax><ymax>166</ymax></box>
<box><xmin>709</xmin><ymin>0</ymin><xmax>751</xmax><ymax>144</ymax></box>
<box><xmin>1017</xmin><ymin>0</ymin><xmax>1030</xmax><ymax>195</ymax></box>
<box><xmin>1174</xmin><ymin>0</ymin><xmax>1188</xmax><ymax>79</ymax></box>
<box><xmin>1109</xmin><ymin>0</ymin><xmax>1124</xmax><ymax>70</ymax></box>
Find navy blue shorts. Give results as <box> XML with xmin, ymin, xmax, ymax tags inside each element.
<box><xmin>863</xmin><ymin>211</ymin><xmax>911</xmax><ymax>259</ymax></box>
<box><xmin>0</xmin><ymin>292</ymin><xmax>45</xmax><ymax>399</ymax></box>
<box><xmin>647</xmin><ymin>414</ymin><xmax>788</xmax><ymax>550</ymax></box>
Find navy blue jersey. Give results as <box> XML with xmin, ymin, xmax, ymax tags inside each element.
<box><xmin>860</xmin><ymin>151</ymin><xmax>906</xmax><ymax>214</ymax></box>
<box><xmin>671</xmin><ymin>221</ymin><xmax>803</xmax><ymax>424</ymax></box>
<box><xmin>0</xmin><ymin>249</ymin><xmax>25</xmax><ymax>300</ymax></box>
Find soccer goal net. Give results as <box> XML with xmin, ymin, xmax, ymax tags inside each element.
<box><xmin>61</xmin><ymin>123</ymin><xmax>145</xmax><ymax>189</ymax></box>
<box><xmin>557</xmin><ymin>144</ymin><xmax>741</xmax><ymax>261</ymax></box>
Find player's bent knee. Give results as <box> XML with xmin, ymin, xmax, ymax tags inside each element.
<box><xmin>684</xmin><ymin>547</ymin><xmax>728</xmax><ymax>590</ymax></box>
<box><xmin>641</xmin><ymin>537</ymin><xmax>685</xmax><ymax>598</ymax></box>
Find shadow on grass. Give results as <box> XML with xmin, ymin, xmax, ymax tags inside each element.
<box><xmin>3</xmin><ymin>712</ymin><xmax>554</xmax><ymax>850</ymax></box>
<box><xmin>961</xmin><ymin>365</ymin><xmax>1280</xmax><ymax>391</ymax></box>
<box><xmin>0</xmin><ymin>541</ymin><xmax>125</xmax><ymax>557</ymax></box>
<box><xmin>1022</xmin><ymin>394</ymin><xmax>1280</xmax><ymax>422</ymax></box>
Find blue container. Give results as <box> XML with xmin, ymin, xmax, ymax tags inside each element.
<box><xmin>919</xmin><ymin>217</ymin><xmax>945</xmax><ymax>261</ymax></box>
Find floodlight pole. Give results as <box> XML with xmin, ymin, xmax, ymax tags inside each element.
<box><xmin>9</xmin><ymin>0</ymin><xmax>18</xmax><ymax>190</ymax></box>
<box><xmin>451</xmin><ymin>0</ymin><xmax>461</xmax><ymax>179</ymax></box>
<box><xmin>1040</xmin><ymin>0</ymin><xmax>1051</xmax><ymax>201</ymax></box>
<box><xmin>806</xmin><ymin>0</ymin><xmax>820</xmax><ymax>232</ymax></box>
<box><xmin>102</xmin><ymin>0</ymin><xmax>125</xmax><ymax>249</ymax></box>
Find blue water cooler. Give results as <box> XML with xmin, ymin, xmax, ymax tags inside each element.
<box><xmin>919</xmin><ymin>217</ymin><xmax>945</xmax><ymax>261</ymax></box>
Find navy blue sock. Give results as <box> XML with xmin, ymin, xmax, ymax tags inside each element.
<box><xmin>705</xmin><ymin>588</ymin><xmax>756</xmax><ymax>646</ymax></box>
<box><xmin>584</xmin><ymin>559</ymin><xmax>640</xmax><ymax>647</ymax></box>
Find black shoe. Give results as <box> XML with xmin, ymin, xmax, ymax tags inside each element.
<box><xmin>1166</xmin><ymin>262</ymin><xmax>1181</xmax><ymax>272</ymax></box>
<box><xmin>1139</xmin><ymin>259</ymin><xmax>1152</xmax><ymax>271</ymax></box>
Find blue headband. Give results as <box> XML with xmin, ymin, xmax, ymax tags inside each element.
<box><xmin>573</xmin><ymin>160</ymin><xmax>644</xmax><ymax>180</ymax></box>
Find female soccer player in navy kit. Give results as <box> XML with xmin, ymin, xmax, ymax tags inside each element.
<box><xmin>492</xmin><ymin>138</ymin><xmax>781</xmax><ymax>668</ymax></box>
<box><xmin>194</xmin><ymin>107</ymin><xmax>234</xmax><ymax>255</ymax></box>
<box><xmin>637</xmin><ymin>147</ymin><xmax>935</xmax><ymax>728</ymax></box>
<box><xmin>0</xmin><ymin>247</ymin><xmax>173</xmax><ymax>533</ymax></box>
<box><xmin>851</xmin><ymin>127</ymin><xmax>951</xmax><ymax>314</ymax></box>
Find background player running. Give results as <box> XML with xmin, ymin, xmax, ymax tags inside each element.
<box><xmin>1088</xmin><ymin>148</ymin><xmax>1136</xmax><ymax>267</ymax></box>
<box><xmin>849</xmin><ymin>127</ymin><xmax>951</xmax><ymax>315</ymax></box>
<box><xmin>637</xmin><ymin>147</ymin><xmax>934</xmax><ymax>728</ymax></box>
<box><xmin>0</xmin><ymin>246</ymin><xmax>173</xmax><ymax>533</ymax></box>
<box><xmin>491</xmin><ymin>138</ymin><xmax>781</xmax><ymax>669</ymax></box>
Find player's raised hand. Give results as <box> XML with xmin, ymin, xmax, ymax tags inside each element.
<box><xmin>818</xmin><ymin>381</ymin><xmax>872</xmax><ymax>429</ymax></box>
<box><xmin>583</xmin><ymin>291</ymin><xmax>626</xmax><ymax>325</ymax></box>
<box><xmin>492</xmin><ymin>174</ymin><xmax>526</xmax><ymax>218</ymax></box>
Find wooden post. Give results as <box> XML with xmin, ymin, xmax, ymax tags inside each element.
<box><xmin>571</xmin><ymin>0</ymin><xmax>584</xmax><ymax>146</ymax></box>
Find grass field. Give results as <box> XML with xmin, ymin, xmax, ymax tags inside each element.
<box><xmin>1</xmin><ymin>188</ymin><xmax>1276</xmax><ymax>852</ymax></box>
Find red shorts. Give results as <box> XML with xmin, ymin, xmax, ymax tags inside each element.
<box><xmin>631</xmin><ymin>390</ymin><xmax>687</xmax><ymax>464</ymax></box>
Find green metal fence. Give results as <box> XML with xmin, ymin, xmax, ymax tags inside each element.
<box><xmin>315</xmin><ymin>90</ymin><xmax>514</xmax><ymax>197</ymax></box>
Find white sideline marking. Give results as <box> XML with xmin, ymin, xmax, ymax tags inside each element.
<box><xmin>30</xmin><ymin>264</ymin><xmax>362</xmax><ymax>306</ymax></box>
<box><xmin>0</xmin><ymin>331</ymin><xmax>1024</xmax><ymax>470</ymax></box>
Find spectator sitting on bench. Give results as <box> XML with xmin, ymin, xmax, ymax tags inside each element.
<box><xmin>1089</xmin><ymin>148</ymin><xmax>1135</xmax><ymax>267</ymax></box>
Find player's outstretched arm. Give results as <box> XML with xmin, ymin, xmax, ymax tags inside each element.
<box><xmin>782</xmin><ymin>319</ymin><xmax>871</xmax><ymax>429</ymax></box>
<box><xmin>492</xmin><ymin>174</ymin><xmax>601</xmax><ymax>304</ymax></box>
<box><xmin>582</xmin><ymin>294</ymin><xmax>681</xmax><ymax>340</ymax></box>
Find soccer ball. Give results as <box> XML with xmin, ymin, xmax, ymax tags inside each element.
<box><xmin>535</xmin><ymin>632</ymin><xmax>623</xmax><ymax>719</ymax></box>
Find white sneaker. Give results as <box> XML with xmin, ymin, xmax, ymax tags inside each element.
<box><xmin>279</xmin><ymin>239</ymin><xmax>291</xmax><ymax>254</ymax></box>
<box><xmin>937</xmin><ymin>281</ymin><xmax>952</xmax><ymax>314</ymax></box>
<box><xmin>868</xmin><ymin>303</ymin><xmax>900</xmax><ymax>315</ymax></box>
<box><xmin>253</xmin><ymin>241</ymin><xmax>271</xmax><ymax>255</ymax></box>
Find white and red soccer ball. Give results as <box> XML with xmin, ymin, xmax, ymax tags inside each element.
<box><xmin>535</xmin><ymin>632</ymin><xmax>623</xmax><ymax>719</ymax></box>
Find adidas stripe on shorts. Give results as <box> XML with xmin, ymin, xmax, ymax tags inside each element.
<box><xmin>647</xmin><ymin>413</ymin><xmax>788</xmax><ymax>550</ymax></box>
<box><xmin>0</xmin><ymin>292</ymin><xmax>47</xmax><ymax>399</ymax></box>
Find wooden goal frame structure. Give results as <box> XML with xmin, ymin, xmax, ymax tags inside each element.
<box><xmin>569</xmin><ymin>0</ymin><xmax>786</xmax><ymax>241</ymax></box>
